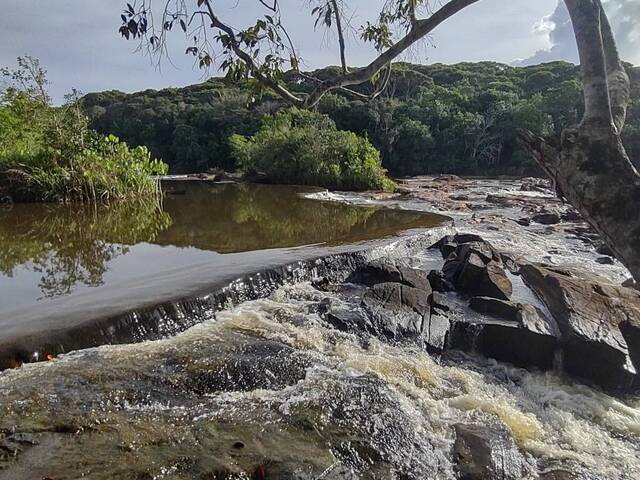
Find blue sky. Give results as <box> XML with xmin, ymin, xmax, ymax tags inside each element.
<box><xmin>1</xmin><ymin>1</ymin><xmax>637</xmax><ymax>103</ymax></box>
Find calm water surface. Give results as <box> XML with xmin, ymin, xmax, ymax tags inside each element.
<box><xmin>0</xmin><ymin>182</ymin><xmax>446</xmax><ymax>313</ymax></box>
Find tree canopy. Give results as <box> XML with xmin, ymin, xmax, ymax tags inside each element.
<box><xmin>83</xmin><ymin>60</ymin><xmax>640</xmax><ymax>176</ymax></box>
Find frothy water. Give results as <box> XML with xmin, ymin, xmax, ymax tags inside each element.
<box><xmin>1</xmin><ymin>281</ymin><xmax>638</xmax><ymax>479</ymax></box>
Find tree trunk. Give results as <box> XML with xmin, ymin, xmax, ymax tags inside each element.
<box><xmin>520</xmin><ymin>0</ymin><xmax>640</xmax><ymax>283</ymax></box>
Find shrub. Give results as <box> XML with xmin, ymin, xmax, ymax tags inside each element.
<box><xmin>229</xmin><ymin>108</ymin><xmax>395</xmax><ymax>191</ymax></box>
<box><xmin>0</xmin><ymin>57</ymin><xmax>168</xmax><ymax>203</ymax></box>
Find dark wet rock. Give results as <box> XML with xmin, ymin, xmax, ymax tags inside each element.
<box><xmin>469</xmin><ymin>296</ymin><xmax>519</xmax><ymax>321</ymax></box>
<box><xmin>596</xmin><ymin>256</ymin><xmax>615</xmax><ymax>265</ymax></box>
<box><xmin>428</xmin><ymin>269</ymin><xmax>455</xmax><ymax>292</ymax></box>
<box><xmin>455</xmin><ymin>241</ymin><xmax>500</xmax><ymax>264</ymax></box>
<box><xmin>347</xmin><ymin>259</ymin><xmax>430</xmax><ymax>291</ymax></box>
<box><xmin>452</xmin><ymin>254</ymin><xmax>512</xmax><ymax>301</ymax></box>
<box><xmin>622</xmin><ymin>278</ymin><xmax>638</xmax><ymax>290</ymax></box>
<box><xmin>560</xmin><ymin>208</ymin><xmax>582</xmax><ymax>222</ymax></box>
<box><xmin>359</xmin><ymin>282</ymin><xmax>450</xmax><ymax>351</ymax></box>
<box><xmin>532</xmin><ymin>211</ymin><xmax>561</xmax><ymax>225</ymax></box>
<box><xmin>516</xmin><ymin>217</ymin><xmax>531</xmax><ymax>227</ymax></box>
<box><xmin>325</xmin><ymin>307</ymin><xmax>375</xmax><ymax>335</ymax></box>
<box><xmin>595</xmin><ymin>242</ymin><xmax>614</xmax><ymax>257</ymax></box>
<box><xmin>521</xmin><ymin>263</ymin><xmax>640</xmax><ymax>391</ymax></box>
<box><xmin>430</xmin><ymin>233</ymin><xmax>485</xmax><ymax>259</ymax></box>
<box><xmin>453</xmin><ymin>423</ymin><xmax>530</xmax><ymax>480</ymax></box>
<box><xmin>183</xmin><ymin>336</ymin><xmax>312</xmax><ymax>394</ymax></box>
<box><xmin>308</xmin><ymin>297</ymin><xmax>332</xmax><ymax>315</ymax></box>
<box><xmin>450</xmin><ymin>308</ymin><xmax>559</xmax><ymax>371</ymax></box>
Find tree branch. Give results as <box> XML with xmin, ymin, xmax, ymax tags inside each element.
<box><xmin>202</xmin><ymin>0</ymin><xmax>304</xmax><ymax>105</ymax></box>
<box><xmin>304</xmin><ymin>0</ymin><xmax>480</xmax><ymax>107</ymax></box>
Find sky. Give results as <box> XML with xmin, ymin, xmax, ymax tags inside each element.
<box><xmin>1</xmin><ymin>0</ymin><xmax>638</xmax><ymax>103</ymax></box>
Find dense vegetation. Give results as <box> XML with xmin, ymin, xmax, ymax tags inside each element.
<box><xmin>229</xmin><ymin>108</ymin><xmax>394</xmax><ymax>190</ymax></box>
<box><xmin>0</xmin><ymin>57</ymin><xmax>168</xmax><ymax>203</ymax></box>
<box><xmin>84</xmin><ymin>61</ymin><xmax>640</xmax><ymax>177</ymax></box>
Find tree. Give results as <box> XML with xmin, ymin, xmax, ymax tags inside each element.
<box><xmin>518</xmin><ymin>0</ymin><xmax>640</xmax><ymax>282</ymax></box>
<box><xmin>119</xmin><ymin>0</ymin><xmax>640</xmax><ymax>281</ymax></box>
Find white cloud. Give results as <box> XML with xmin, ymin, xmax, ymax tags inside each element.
<box><xmin>517</xmin><ymin>0</ymin><xmax>640</xmax><ymax>67</ymax></box>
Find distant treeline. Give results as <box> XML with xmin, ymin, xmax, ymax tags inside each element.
<box><xmin>84</xmin><ymin>61</ymin><xmax>640</xmax><ymax>176</ymax></box>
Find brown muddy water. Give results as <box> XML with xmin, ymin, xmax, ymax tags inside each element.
<box><xmin>1</xmin><ymin>181</ymin><xmax>639</xmax><ymax>479</ymax></box>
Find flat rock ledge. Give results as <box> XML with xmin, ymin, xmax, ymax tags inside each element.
<box><xmin>318</xmin><ymin>233</ymin><xmax>640</xmax><ymax>394</ymax></box>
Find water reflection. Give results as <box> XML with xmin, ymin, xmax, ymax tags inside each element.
<box><xmin>0</xmin><ymin>183</ymin><xmax>445</xmax><ymax>302</ymax></box>
<box><xmin>0</xmin><ymin>201</ymin><xmax>171</xmax><ymax>298</ymax></box>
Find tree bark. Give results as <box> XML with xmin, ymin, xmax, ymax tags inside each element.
<box><xmin>520</xmin><ymin>0</ymin><xmax>640</xmax><ymax>282</ymax></box>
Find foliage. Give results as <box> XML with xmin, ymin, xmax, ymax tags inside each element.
<box><xmin>84</xmin><ymin>61</ymin><xmax>640</xmax><ymax>178</ymax></box>
<box><xmin>229</xmin><ymin>108</ymin><xmax>394</xmax><ymax>191</ymax></box>
<box><xmin>0</xmin><ymin>57</ymin><xmax>168</xmax><ymax>203</ymax></box>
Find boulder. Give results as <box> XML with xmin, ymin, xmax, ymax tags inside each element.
<box><xmin>430</xmin><ymin>233</ymin><xmax>485</xmax><ymax>259</ymax></box>
<box><xmin>453</xmin><ymin>423</ymin><xmax>530</xmax><ymax>480</ymax></box>
<box><xmin>469</xmin><ymin>296</ymin><xmax>519</xmax><ymax>322</ymax></box>
<box><xmin>360</xmin><ymin>282</ymin><xmax>450</xmax><ymax>352</ymax></box>
<box><xmin>454</xmin><ymin>255</ymin><xmax>512</xmax><ymax>301</ymax></box>
<box><xmin>428</xmin><ymin>269</ymin><xmax>455</xmax><ymax>292</ymax></box>
<box><xmin>520</xmin><ymin>263</ymin><xmax>640</xmax><ymax>391</ymax></box>
<box><xmin>450</xmin><ymin>304</ymin><xmax>559</xmax><ymax>370</ymax></box>
<box><xmin>347</xmin><ymin>259</ymin><xmax>430</xmax><ymax>291</ymax></box>
<box><xmin>595</xmin><ymin>242</ymin><xmax>614</xmax><ymax>257</ymax></box>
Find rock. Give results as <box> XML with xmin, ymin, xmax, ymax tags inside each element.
<box><xmin>433</xmin><ymin>174</ymin><xmax>463</xmax><ymax>183</ymax></box>
<box><xmin>560</xmin><ymin>208</ymin><xmax>582</xmax><ymax>222</ymax></box>
<box><xmin>455</xmin><ymin>256</ymin><xmax>512</xmax><ymax>301</ymax></box>
<box><xmin>516</xmin><ymin>217</ymin><xmax>531</xmax><ymax>227</ymax></box>
<box><xmin>595</xmin><ymin>242</ymin><xmax>614</xmax><ymax>257</ymax></box>
<box><xmin>469</xmin><ymin>296</ymin><xmax>519</xmax><ymax>321</ymax></box>
<box><xmin>453</xmin><ymin>423</ymin><xmax>530</xmax><ymax>480</ymax></box>
<box><xmin>455</xmin><ymin>241</ymin><xmax>499</xmax><ymax>264</ymax></box>
<box><xmin>532</xmin><ymin>211</ymin><xmax>561</xmax><ymax>225</ymax></box>
<box><xmin>520</xmin><ymin>263</ymin><xmax>640</xmax><ymax>391</ymax></box>
<box><xmin>622</xmin><ymin>278</ymin><xmax>638</xmax><ymax>289</ymax></box>
<box><xmin>347</xmin><ymin>259</ymin><xmax>431</xmax><ymax>291</ymax></box>
<box><xmin>428</xmin><ymin>269</ymin><xmax>455</xmax><ymax>292</ymax></box>
<box><xmin>520</xmin><ymin>177</ymin><xmax>551</xmax><ymax>192</ymax></box>
<box><xmin>395</xmin><ymin>186</ymin><xmax>412</xmax><ymax>195</ymax></box>
<box><xmin>596</xmin><ymin>256</ymin><xmax>615</xmax><ymax>265</ymax></box>
<box><xmin>430</xmin><ymin>233</ymin><xmax>486</xmax><ymax>259</ymax></box>
<box><xmin>360</xmin><ymin>282</ymin><xmax>450</xmax><ymax>351</ymax></box>
<box><xmin>450</xmin><ymin>304</ymin><xmax>559</xmax><ymax>370</ymax></box>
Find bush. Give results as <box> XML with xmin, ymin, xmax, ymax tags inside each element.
<box><xmin>229</xmin><ymin>108</ymin><xmax>395</xmax><ymax>191</ymax></box>
<box><xmin>0</xmin><ymin>57</ymin><xmax>168</xmax><ymax>203</ymax></box>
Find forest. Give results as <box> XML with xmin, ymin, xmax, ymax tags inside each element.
<box><xmin>84</xmin><ymin>60</ymin><xmax>640</xmax><ymax>177</ymax></box>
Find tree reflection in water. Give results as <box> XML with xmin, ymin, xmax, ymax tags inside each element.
<box><xmin>0</xmin><ymin>183</ymin><xmax>445</xmax><ymax>300</ymax></box>
<box><xmin>0</xmin><ymin>200</ymin><xmax>172</xmax><ymax>298</ymax></box>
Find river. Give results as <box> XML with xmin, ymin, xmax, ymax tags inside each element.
<box><xmin>0</xmin><ymin>179</ymin><xmax>638</xmax><ymax>479</ymax></box>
